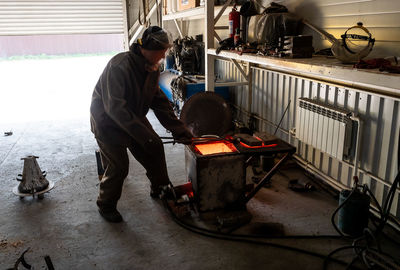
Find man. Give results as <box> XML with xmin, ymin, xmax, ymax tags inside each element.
<box><xmin>90</xmin><ymin>26</ymin><xmax>192</xmax><ymax>223</ymax></box>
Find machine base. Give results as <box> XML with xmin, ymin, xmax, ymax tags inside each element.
<box><xmin>13</xmin><ymin>181</ymin><xmax>55</xmax><ymax>199</ymax></box>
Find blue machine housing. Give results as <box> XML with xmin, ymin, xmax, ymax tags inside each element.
<box><xmin>159</xmin><ymin>69</ymin><xmax>230</xmax><ymax>103</ymax></box>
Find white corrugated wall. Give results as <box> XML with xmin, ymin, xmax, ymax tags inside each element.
<box><xmin>216</xmin><ymin>58</ymin><xmax>400</xmax><ymax>219</ymax></box>
<box><xmin>0</xmin><ymin>0</ymin><xmax>124</xmax><ymax>35</ymax></box>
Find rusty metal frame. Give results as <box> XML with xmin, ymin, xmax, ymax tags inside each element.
<box><xmin>243</xmin><ymin>152</ymin><xmax>292</xmax><ymax>204</ymax></box>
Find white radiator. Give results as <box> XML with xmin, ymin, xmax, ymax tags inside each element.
<box><xmin>295</xmin><ymin>98</ymin><xmax>353</xmax><ymax>160</ymax></box>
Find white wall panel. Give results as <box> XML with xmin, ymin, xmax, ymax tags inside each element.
<box><xmin>216</xmin><ymin>58</ymin><xmax>400</xmax><ymax>218</ymax></box>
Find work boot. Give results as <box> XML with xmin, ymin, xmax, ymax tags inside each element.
<box><xmin>150</xmin><ymin>186</ymin><xmax>161</xmax><ymax>199</ymax></box>
<box><xmin>150</xmin><ymin>185</ymin><xmax>175</xmax><ymax>200</ymax></box>
<box><xmin>97</xmin><ymin>203</ymin><xmax>123</xmax><ymax>223</ymax></box>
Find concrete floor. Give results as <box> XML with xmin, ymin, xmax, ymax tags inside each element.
<box><xmin>0</xmin><ymin>57</ymin><xmax>399</xmax><ymax>269</ymax></box>
<box><xmin>1</xmin><ymin>112</ymin><xmax>392</xmax><ymax>270</ymax></box>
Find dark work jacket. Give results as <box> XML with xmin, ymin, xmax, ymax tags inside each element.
<box><xmin>90</xmin><ymin>44</ymin><xmax>187</xmax><ymax>146</ymax></box>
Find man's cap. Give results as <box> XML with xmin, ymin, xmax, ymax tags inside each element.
<box><xmin>138</xmin><ymin>26</ymin><xmax>173</xmax><ymax>51</ymax></box>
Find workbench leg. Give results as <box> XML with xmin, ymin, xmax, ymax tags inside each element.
<box><xmin>243</xmin><ymin>152</ymin><xmax>291</xmax><ymax>204</ymax></box>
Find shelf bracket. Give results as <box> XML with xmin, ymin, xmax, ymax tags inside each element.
<box><xmin>174</xmin><ymin>19</ymin><xmax>184</xmax><ymax>38</ymax></box>
<box><xmin>132</xmin><ymin>25</ymin><xmax>145</xmax><ymax>44</ymax></box>
<box><xmin>231</xmin><ymin>59</ymin><xmax>249</xmax><ymax>82</ymax></box>
<box><xmin>214</xmin><ymin>0</ymin><xmax>233</xmax><ymax>25</ymax></box>
<box><xmin>214</xmin><ymin>30</ymin><xmax>221</xmax><ymax>42</ymax></box>
<box><xmin>128</xmin><ymin>2</ymin><xmax>158</xmax><ymax>45</ymax></box>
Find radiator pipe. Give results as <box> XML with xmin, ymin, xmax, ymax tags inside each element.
<box><xmin>293</xmin><ymin>154</ymin><xmax>348</xmax><ymax>191</ymax></box>
<box><xmin>350</xmin><ymin>114</ymin><xmax>362</xmax><ymax>182</ymax></box>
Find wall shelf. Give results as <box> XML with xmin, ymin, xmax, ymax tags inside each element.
<box><xmin>163</xmin><ymin>6</ymin><xmax>205</xmax><ymax>21</ymax></box>
<box><xmin>208</xmin><ymin>48</ymin><xmax>400</xmax><ymax>97</ymax></box>
<box><xmin>162</xmin><ymin>5</ymin><xmax>236</xmax><ymax>21</ymax></box>
<box><xmin>203</xmin><ymin>0</ymin><xmax>400</xmax><ymax>102</ymax></box>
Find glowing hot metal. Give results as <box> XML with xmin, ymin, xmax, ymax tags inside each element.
<box><xmin>194</xmin><ymin>141</ymin><xmax>238</xmax><ymax>156</ymax></box>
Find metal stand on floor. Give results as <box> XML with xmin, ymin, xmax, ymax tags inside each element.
<box><xmin>13</xmin><ymin>155</ymin><xmax>54</xmax><ymax>199</ymax></box>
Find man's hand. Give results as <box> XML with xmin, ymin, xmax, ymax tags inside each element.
<box><xmin>173</xmin><ymin>129</ymin><xmax>193</xmax><ymax>145</ymax></box>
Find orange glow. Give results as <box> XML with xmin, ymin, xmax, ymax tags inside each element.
<box><xmin>239</xmin><ymin>142</ymin><xmax>278</xmax><ymax>149</ymax></box>
<box><xmin>238</xmin><ymin>135</ymin><xmax>278</xmax><ymax>149</ymax></box>
<box><xmin>194</xmin><ymin>141</ymin><xmax>238</xmax><ymax>155</ymax></box>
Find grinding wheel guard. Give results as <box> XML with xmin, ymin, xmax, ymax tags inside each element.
<box><xmin>179</xmin><ymin>92</ymin><xmax>232</xmax><ymax>137</ymax></box>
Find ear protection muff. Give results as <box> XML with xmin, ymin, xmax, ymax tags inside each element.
<box><xmin>138</xmin><ymin>35</ymin><xmax>151</xmax><ymax>48</ymax></box>
<box><xmin>140</xmin><ymin>34</ymin><xmax>152</xmax><ymax>48</ymax></box>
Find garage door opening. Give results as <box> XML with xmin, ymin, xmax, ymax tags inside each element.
<box><xmin>0</xmin><ymin>54</ymin><xmax>116</xmax><ymax>125</ymax></box>
<box><xmin>0</xmin><ymin>0</ymin><xmax>127</xmax><ymax>126</ymax></box>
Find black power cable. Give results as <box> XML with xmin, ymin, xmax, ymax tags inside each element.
<box><xmin>160</xmin><ymin>196</ymin><xmax>362</xmax><ymax>269</ymax></box>
<box><xmin>325</xmin><ymin>178</ymin><xmax>400</xmax><ymax>269</ymax></box>
<box><xmin>161</xmin><ymin>173</ymin><xmax>400</xmax><ymax>270</ymax></box>
<box><xmin>161</xmin><ymin>159</ymin><xmax>400</xmax><ymax>270</ymax></box>
<box><xmin>325</xmin><ymin>130</ymin><xmax>400</xmax><ymax>269</ymax></box>
<box><xmin>160</xmin><ymin>130</ymin><xmax>400</xmax><ymax>269</ymax></box>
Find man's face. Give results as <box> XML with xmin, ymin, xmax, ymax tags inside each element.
<box><xmin>141</xmin><ymin>48</ymin><xmax>168</xmax><ymax>65</ymax></box>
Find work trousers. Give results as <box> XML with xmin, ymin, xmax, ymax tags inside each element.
<box><xmin>96</xmin><ymin>136</ymin><xmax>170</xmax><ymax>208</ymax></box>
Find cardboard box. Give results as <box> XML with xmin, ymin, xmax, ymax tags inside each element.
<box><xmin>177</xmin><ymin>0</ymin><xmax>200</xmax><ymax>11</ymax></box>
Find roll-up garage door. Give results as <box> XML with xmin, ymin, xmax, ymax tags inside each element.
<box><xmin>0</xmin><ymin>0</ymin><xmax>124</xmax><ymax>36</ymax></box>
